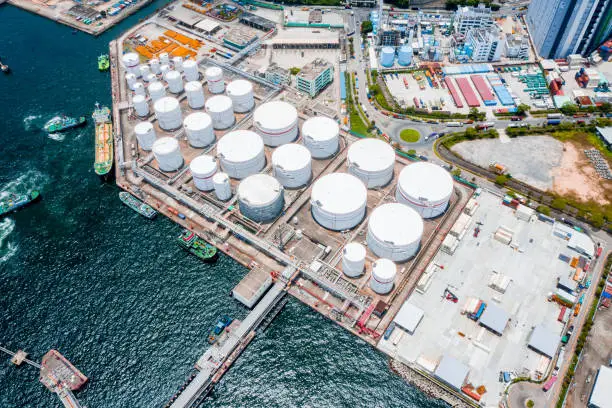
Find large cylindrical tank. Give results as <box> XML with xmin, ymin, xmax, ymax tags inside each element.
<box><xmin>126</xmin><ymin>73</ymin><xmax>137</xmax><ymax>90</ymax></box>
<box><xmin>133</xmin><ymin>94</ymin><xmax>149</xmax><ymax>117</ymax></box>
<box><xmin>272</xmin><ymin>143</ymin><xmax>312</xmax><ymax>188</ymax></box>
<box><xmin>134</xmin><ymin>121</ymin><xmax>156</xmax><ymax>150</ymax></box>
<box><xmin>148</xmin><ymin>81</ymin><xmax>166</xmax><ymax>102</ymax></box>
<box><xmin>154</xmin><ymin>96</ymin><xmax>182</xmax><ymax>131</ymax></box>
<box><xmin>380</xmin><ymin>46</ymin><xmax>395</xmax><ymax>68</ymax></box>
<box><xmin>183</xmin><ymin>112</ymin><xmax>214</xmax><ymax>148</ymax></box>
<box><xmin>122</xmin><ymin>52</ymin><xmax>140</xmax><ymax>76</ymax></box>
<box><xmin>144</xmin><ymin>73</ymin><xmax>157</xmax><ymax>83</ymax></box>
<box><xmin>213</xmin><ymin>172</ymin><xmax>232</xmax><ymax>201</ymax></box>
<box><xmin>226</xmin><ymin>80</ymin><xmax>254</xmax><ymax>113</ymax></box>
<box><xmin>237</xmin><ymin>174</ymin><xmax>284</xmax><ymax>223</ymax></box>
<box><xmin>398</xmin><ymin>45</ymin><xmax>413</xmax><ymax>66</ymax></box>
<box><xmin>182</xmin><ymin>60</ymin><xmax>199</xmax><ymax>82</ymax></box>
<box><xmin>253</xmin><ymin>101</ymin><xmax>298</xmax><ymax>147</ymax></box>
<box><xmin>190</xmin><ymin>155</ymin><xmax>218</xmax><ymax>191</ymax></box>
<box><xmin>152</xmin><ymin>137</ymin><xmax>183</xmax><ymax>172</ymax></box>
<box><xmin>149</xmin><ymin>58</ymin><xmax>161</xmax><ymax>75</ymax></box>
<box><xmin>216</xmin><ymin>130</ymin><xmax>265</xmax><ymax>179</ymax></box>
<box><xmin>165</xmin><ymin>70</ymin><xmax>184</xmax><ymax>94</ymax></box>
<box><xmin>172</xmin><ymin>56</ymin><xmax>183</xmax><ymax>72</ymax></box>
<box><xmin>205</xmin><ymin>66</ymin><xmax>225</xmax><ymax>94</ymax></box>
<box><xmin>185</xmin><ymin>81</ymin><xmax>205</xmax><ymax>109</ymax></box>
<box><xmin>347</xmin><ymin>138</ymin><xmax>395</xmax><ymax>188</ymax></box>
<box><xmin>342</xmin><ymin>242</ymin><xmax>366</xmax><ymax>278</ymax></box>
<box><xmin>302</xmin><ymin>116</ymin><xmax>339</xmax><ymax>159</ymax></box>
<box><xmin>160</xmin><ymin>64</ymin><xmax>170</xmax><ymax>76</ymax></box>
<box><xmin>133</xmin><ymin>82</ymin><xmax>146</xmax><ymax>96</ymax></box>
<box><xmin>370</xmin><ymin>258</ymin><xmax>397</xmax><ymax>295</ymax></box>
<box><xmin>367</xmin><ymin>203</ymin><xmax>423</xmax><ymax>262</ymax></box>
<box><xmin>396</xmin><ymin>162</ymin><xmax>453</xmax><ymax>219</ymax></box>
<box><xmin>205</xmin><ymin>95</ymin><xmax>234</xmax><ymax>129</ymax></box>
<box><xmin>310</xmin><ymin>173</ymin><xmax>367</xmax><ymax>231</ymax></box>
<box><xmin>139</xmin><ymin>64</ymin><xmax>151</xmax><ymax>79</ymax></box>
<box><xmin>159</xmin><ymin>52</ymin><xmax>170</xmax><ymax>65</ymax></box>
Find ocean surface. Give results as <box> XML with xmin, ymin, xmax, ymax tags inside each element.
<box><xmin>0</xmin><ymin>4</ymin><xmax>445</xmax><ymax>407</ymax></box>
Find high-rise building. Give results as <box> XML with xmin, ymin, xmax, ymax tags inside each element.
<box><xmin>527</xmin><ymin>0</ymin><xmax>612</xmax><ymax>59</ymax></box>
<box><xmin>454</xmin><ymin>4</ymin><xmax>494</xmax><ymax>34</ymax></box>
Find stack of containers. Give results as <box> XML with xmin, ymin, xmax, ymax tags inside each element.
<box><xmin>494</xmin><ymin>225</ymin><xmax>514</xmax><ymax>245</ymax></box>
<box><xmin>486</xmin><ymin>74</ymin><xmax>514</xmax><ymax>106</ymax></box>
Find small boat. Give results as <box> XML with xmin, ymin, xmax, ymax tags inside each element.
<box><xmin>207</xmin><ymin>315</ymin><xmax>233</xmax><ymax>344</ymax></box>
<box><xmin>0</xmin><ymin>57</ymin><xmax>9</xmax><ymax>74</ymax></box>
<box><xmin>119</xmin><ymin>192</ymin><xmax>157</xmax><ymax>219</ymax></box>
<box><xmin>43</xmin><ymin>115</ymin><xmax>86</xmax><ymax>133</ymax></box>
<box><xmin>0</xmin><ymin>190</ymin><xmax>40</xmax><ymax>217</ymax></box>
<box><xmin>98</xmin><ymin>54</ymin><xmax>110</xmax><ymax>71</ymax></box>
<box><xmin>92</xmin><ymin>103</ymin><xmax>113</xmax><ymax>177</ymax></box>
<box><xmin>177</xmin><ymin>229</ymin><xmax>218</xmax><ymax>262</ymax></box>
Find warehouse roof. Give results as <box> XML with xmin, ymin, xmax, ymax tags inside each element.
<box><xmin>393</xmin><ymin>302</ymin><xmax>424</xmax><ymax>334</ymax></box>
<box><xmin>589</xmin><ymin>365</ymin><xmax>612</xmax><ymax>408</ymax></box>
<box><xmin>434</xmin><ymin>355</ymin><xmax>469</xmax><ymax>390</ymax></box>
<box><xmin>528</xmin><ymin>325</ymin><xmax>559</xmax><ymax>358</ymax></box>
<box><xmin>167</xmin><ymin>7</ymin><xmax>202</xmax><ymax>27</ymax></box>
<box><xmin>596</xmin><ymin>127</ymin><xmax>612</xmax><ymax>145</ymax></box>
<box><xmin>195</xmin><ymin>18</ymin><xmax>220</xmax><ymax>33</ymax></box>
<box><xmin>479</xmin><ymin>303</ymin><xmax>509</xmax><ymax>335</ymax></box>
<box><xmin>568</xmin><ymin>231</ymin><xmax>595</xmax><ymax>258</ymax></box>
<box><xmin>558</xmin><ymin>274</ymin><xmax>577</xmax><ymax>293</ymax></box>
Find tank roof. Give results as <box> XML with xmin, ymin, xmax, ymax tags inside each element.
<box><xmin>373</xmin><ymin>258</ymin><xmax>397</xmax><ymax>280</ymax></box>
<box><xmin>369</xmin><ymin>203</ymin><xmax>423</xmax><ymax>246</ymax></box>
<box><xmin>311</xmin><ymin>173</ymin><xmax>367</xmax><ymax>215</ymax></box>
<box><xmin>206</xmin><ymin>95</ymin><xmax>233</xmax><ymax>111</ymax></box>
<box><xmin>190</xmin><ymin>155</ymin><xmax>217</xmax><ymax>174</ymax></box>
<box><xmin>226</xmin><ymin>79</ymin><xmax>253</xmax><ymax>96</ymax></box>
<box><xmin>347</xmin><ymin>138</ymin><xmax>395</xmax><ymax>172</ymax></box>
<box><xmin>344</xmin><ymin>242</ymin><xmax>366</xmax><ymax>260</ymax></box>
<box><xmin>272</xmin><ymin>144</ymin><xmax>311</xmax><ymax>171</ymax></box>
<box><xmin>154</xmin><ymin>96</ymin><xmax>180</xmax><ymax>112</ymax></box>
<box><xmin>302</xmin><ymin>116</ymin><xmax>339</xmax><ymax>141</ymax></box>
<box><xmin>254</xmin><ymin>101</ymin><xmax>297</xmax><ymax>131</ymax></box>
<box><xmin>398</xmin><ymin>162</ymin><xmax>453</xmax><ymax>202</ymax></box>
<box><xmin>238</xmin><ymin>174</ymin><xmax>282</xmax><ymax>206</ymax></box>
<box><xmin>217</xmin><ymin>130</ymin><xmax>264</xmax><ymax>162</ymax></box>
<box><xmin>153</xmin><ymin>137</ymin><xmax>179</xmax><ymax>154</ymax></box>
<box><xmin>134</xmin><ymin>121</ymin><xmax>154</xmax><ymax>132</ymax></box>
<box><xmin>185</xmin><ymin>81</ymin><xmax>203</xmax><ymax>91</ymax></box>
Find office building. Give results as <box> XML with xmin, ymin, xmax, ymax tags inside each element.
<box><xmin>504</xmin><ymin>34</ymin><xmax>530</xmax><ymax>60</ymax></box>
<box><xmin>264</xmin><ymin>63</ymin><xmax>291</xmax><ymax>86</ymax></box>
<box><xmin>295</xmin><ymin>59</ymin><xmax>333</xmax><ymax>98</ymax></box>
<box><xmin>466</xmin><ymin>27</ymin><xmax>502</xmax><ymax>62</ymax></box>
<box><xmin>454</xmin><ymin>4</ymin><xmax>494</xmax><ymax>34</ymax></box>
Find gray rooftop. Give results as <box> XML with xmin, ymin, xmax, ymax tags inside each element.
<box><xmin>590</xmin><ymin>365</ymin><xmax>612</xmax><ymax>408</ymax></box>
<box><xmin>596</xmin><ymin>127</ymin><xmax>612</xmax><ymax>145</ymax></box>
<box><xmin>434</xmin><ymin>355</ymin><xmax>469</xmax><ymax>390</ymax></box>
<box><xmin>299</xmin><ymin>58</ymin><xmax>332</xmax><ymax>80</ymax></box>
<box><xmin>528</xmin><ymin>325</ymin><xmax>559</xmax><ymax>358</ymax></box>
<box><xmin>393</xmin><ymin>302</ymin><xmax>424</xmax><ymax>334</ymax></box>
<box><xmin>167</xmin><ymin>7</ymin><xmax>202</xmax><ymax>26</ymax></box>
<box><xmin>558</xmin><ymin>274</ymin><xmax>577</xmax><ymax>293</ymax></box>
<box><xmin>479</xmin><ymin>303</ymin><xmax>509</xmax><ymax>335</ymax></box>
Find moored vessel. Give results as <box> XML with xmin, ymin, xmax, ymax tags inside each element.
<box><xmin>119</xmin><ymin>192</ymin><xmax>157</xmax><ymax>219</ymax></box>
<box><xmin>93</xmin><ymin>103</ymin><xmax>114</xmax><ymax>177</ymax></box>
<box><xmin>177</xmin><ymin>229</ymin><xmax>218</xmax><ymax>262</ymax></box>
<box><xmin>98</xmin><ymin>54</ymin><xmax>110</xmax><ymax>71</ymax></box>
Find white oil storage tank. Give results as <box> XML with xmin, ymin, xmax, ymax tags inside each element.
<box><xmin>380</xmin><ymin>46</ymin><xmax>395</xmax><ymax>68</ymax></box>
<box><xmin>237</xmin><ymin>174</ymin><xmax>284</xmax><ymax>223</ymax></box>
<box><xmin>398</xmin><ymin>45</ymin><xmax>413</xmax><ymax>66</ymax></box>
<box><xmin>301</xmin><ymin>116</ymin><xmax>339</xmax><ymax>159</ymax></box>
<box><xmin>139</xmin><ymin>64</ymin><xmax>151</xmax><ymax>79</ymax></box>
<box><xmin>185</xmin><ymin>81</ymin><xmax>205</xmax><ymax>109</ymax></box>
<box><xmin>213</xmin><ymin>172</ymin><xmax>232</xmax><ymax>201</ymax></box>
<box><xmin>342</xmin><ymin>242</ymin><xmax>366</xmax><ymax>278</ymax></box>
<box><xmin>149</xmin><ymin>58</ymin><xmax>161</xmax><ymax>75</ymax></box>
<box><xmin>226</xmin><ymin>80</ymin><xmax>254</xmax><ymax>113</ymax></box>
<box><xmin>172</xmin><ymin>56</ymin><xmax>183</xmax><ymax>72</ymax></box>
<box><xmin>272</xmin><ymin>143</ymin><xmax>312</xmax><ymax>188</ymax></box>
<box><xmin>190</xmin><ymin>155</ymin><xmax>217</xmax><ymax>191</ymax></box>
<box><xmin>205</xmin><ymin>66</ymin><xmax>225</xmax><ymax>94</ymax></box>
<box><xmin>134</xmin><ymin>121</ymin><xmax>156</xmax><ymax>150</ymax></box>
<box><xmin>182</xmin><ymin>60</ymin><xmax>199</xmax><ymax>82</ymax></box>
<box><xmin>152</xmin><ymin>137</ymin><xmax>183</xmax><ymax>172</ymax></box>
<box><xmin>367</xmin><ymin>203</ymin><xmax>423</xmax><ymax>262</ymax></box>
<box><xmin>122</xmin><ymin>52</ymin><xmax>140</xmax><ymax>76</ymax></box>
<box><xmin>133</xmin><ymin>82</ymin><xmax>146</xmax><ymax>96</ymax></box>
<box><xmin>148</xmin><ymin>81</ymin><xmax>166</xmax><ymax>102</ymax></box>
<box><xmin>205</xmin><ymin>95</ymin><xmax>234</xmax><ymax>129</ymax></box>
<box><xmin>125</xmin><ymin>73</ymin><xmax>137</xmax><ymax>90</ymax></box>
<box><xmin>253</xmin><ymin>101</ymin><xmax>298</xmax><ymax>147</ymax></box>
<box><xmin>216</xmin><ymin>130</ymin><xmax>265</xmax><ymax>179</ymax></box>
<box><xmin>310</xmin><ymin>173</ymin><xmax>367</xmax><ymax>231</ymax></box>
<box><xmin>144</xmin><ymin>73</ymin><xmax>157</xmax><ymax>83</ymax></box>
<box><xmin>154</xmin><ymin>96</ymin><xmax>183</xmax><ymax>131</ymax></box>
<box><xmin>133</xmin><ymin>95</ymin><xmax>149</xmax><ymax>117</ymax></box>
<box><xmin>396</xmin><ymin>162</ymin><xmax>453</xmax><ymax>218</ymax></box>
<box><xmin>160</xmin><ymin>64</ymin><xmax>170</xmax><ymax>76</ymax></box>
<box><xmin>183</xmin><ymin>112</ymin><xmax>214</xmax><ymax>148</ymax></box>
<box><xmin>370</xmin><ymin>258</ymin><xmax>397</xmax><ymax>295</ymax></box>
<box><xmin>159</xmin><ymin>52</ymin><xmax>170</xmax><ymax>65</ymax></box>
<box><xmin>165</xmin><ymin>70</ymin><xmax>184</xmax><ymax>94</ymax></box>
<box><xmin>347</xmin><ymin>138</ymin><xmax>395</xmax><ymax>188</ymax></box>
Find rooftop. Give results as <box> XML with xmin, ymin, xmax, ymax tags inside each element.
<box><xmin>298</xmin><ymin>58</ymin><xmax>333</xmax><ymax>80</ymax></box>
<box><xmin>434</xmin><ymin>355</ymin><xmax>469</xmax><ymax>390</ymax></box>
<box><xmin>479</xmin><ymin>303</ymin><xmax>509</xmax><ymax>335</ymax></box>
<box><xmin>393</xmin><ymin>302</ymin><xmax>424</xmax><ymax>334</ymax></box>
<box><xmin>590</xmin><ymin>365</ymin><xmax>612</xmax><ymax>408</ymax></box>
<box><xmin>596</xmin><ymin>127</ymin><xmax>612</xmax><ymax>145</ymax></box>
<box><xmin>167</xmin><ymin>7</ymin><xmax>202</xmax><ymax>26</ymax></box>
<box><xmin>194</xmin><ymin>18</ymin><xmax>220</xmax><ymax>33</ymax></box>
<box><xmin>528</xmin><ymin>325</ymin><xmax>559</xmax><ymax>358</ymax></box>
<box><xmin>240</xmin><ymin>11</ymin><xmax>276</xmax><ymax>31</ymax></box>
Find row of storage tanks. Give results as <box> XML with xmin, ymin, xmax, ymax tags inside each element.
<box><xmin>380</xmin><ymin>45</ymin><xmax>413</xmax><ymax>68</ymax></box>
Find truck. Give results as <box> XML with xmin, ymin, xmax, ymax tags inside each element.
<box><xmin>547</xmin><ymin>119</ymin><xmax>561</xmax><ymax>125</ymax></box>
<box><xmin>476</xmin><ymin>122</ymin><xmax>494</xmax><ymax>130</ymax></box>
<box><xmin>446</xmin><ymin>121</ymin><xmax>463</xmax><ymax>127</ymax></box>
<box><xmin>489</xmin><ymin>162</ymin><xmax>507</xmax><ymax>175</ymax></box>
<box><xmin>547</xmin><ymin>113</ymin><xmax>563</xmax><ymax>119</ymax></box>
<box><xmin>542</xmin><ymin>375</ymin><xmax>557</xmax><ymax>391</ymax></box>
<box><xmin>355</xmin><ymin>77</ymin><xmax>359</xmax><ymax>89</ymax></box>
<box><xmin>561</xmin><ymin>325</ymin><xmax>574</xmax><ymax>344</ymax></box>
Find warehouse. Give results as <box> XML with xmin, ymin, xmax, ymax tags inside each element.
<box><xmin>528</xmin><ymin>325</ymin><xmax>559</xmax><ymax>358</ymax></box>
<box><xmin>166</xmin><ymin>7</ymin><xmax>203</xmax><ymax>29</ymax></box>
<box><xmin>393</xmin><ymin>302</ymin><xmax>424</xmax><ymax>335</ymax></box>
<box><xmin>434</xmin><ymin>355</ymin><xmax>469</xmax><ymax>390</ymax></box>
<box><xmin>478</xmin><ymin>303</ymin><xmax>509</xmax><ymax>335</ymax></box>
<box><xmin>589</xmin><ymin>366</ymin><xmax>612</xmax><ymax>408</ymax></box>
<box><xmin>194</xmin><ymin>19</ymin><xmax>221</xmax><ymax>35</ymax></box>
<box><xmin>240</xmin><ymin>12</ymin><xmax>275</xmax><ymax>32</ymax></box>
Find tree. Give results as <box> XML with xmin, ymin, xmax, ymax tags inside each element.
<box><xmin>526</xmin><ymin>400</ymin><xmax>535</xmax><ymax>408</ymax></box>
<box><xmin>451</xmin><ymin>169</ymin><xmax>462</xmax><ymax>177</ymax></box>
<box><xmin>536</xmin><ymin>205</ymin><xmax>551</xmax><ymax>216</ymax></box>
<box><xmin>494</xmin><ymin>175</ymin><xmax>507</xmax><ymax>186</ymax></box>
<box><xmin>559</xmin><ymin>102</ymin><xmax>578</xmax><ymax>116</ymax></box>
<box><xmin>468</xmin><ymin>107</ymin><xmax>480</xmax><ymax>120</ymax></box>
<box><xmin>516</xmin><ymin>103</ymin><xmax>530</xmax><ymax>116</ymax></box>
<box><xmin>600</xmin><ymin>102</ymin><xmax>612</xmax><ymax>114</ymax></box>
<box><xmin>589</xmin><ymin>212</ymin><xmax>605</xmax><ymax>229</ymax></box>
<box><xmin>551</xmin><ymin>197</ymin><xmax>567</xmax><ymax>210</ymax></box>
<box><xmin>289</xmin><ymin>67</ymin><xmax>300</xmax><ymax>76</ymax></box>
<box><xmin>361</xmin><ymin>20</ymin><xmax>373</xmax><ymax>34</ymax></box>
<box><xmin>464</xmin><ymin>127</ymin><xmax>478</xmax><ymax>139</ymax></box>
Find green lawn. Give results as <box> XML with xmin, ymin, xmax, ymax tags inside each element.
<box><xmin>399</xmin><ymin>128</ymin><xmax>420</xmax><ymax>143</ymax></box>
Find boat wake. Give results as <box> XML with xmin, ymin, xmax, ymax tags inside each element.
<box><xmin>47</xmin><ymin>132</ymin><xmax>66</xmax><ymax>142</ymax></box>
<box><xmin>0</xmin><ymin>170</ymin><xmax>49</xmax><ymax>199</ymax></box>
<box><xmin>23</xmin><ymin>114</ymin><xmax>43</xmax><ymax>131</ymax></box>
<box><xmin>0</xmin><ymin>218</ymin><xmax>17</xmax><ymax>263</ymax></box>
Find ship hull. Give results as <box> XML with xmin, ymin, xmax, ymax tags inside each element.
<box><xmin>94</xmin><ymin>121</ymin><xmax>114</xmax><ymax>178</ymax></box>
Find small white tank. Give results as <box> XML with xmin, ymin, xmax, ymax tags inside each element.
<box><xmin>152</xmin><ymin>137</ymin><xmax>183</xmax><ymax>172</ymax></box>
<box><xmin>144</xmin><ymin>73</ymin><xmax>157</xmax><ymax>83</ymax></box>
<box><xmin>347</xmin><ymin>138</ymin><xmax>395</xmax><ymax>188</ymax></box>
<box><xmin>134</xmin><ymin>121</ymin><xmax>156</xmax><ymax>150</ymax></box>
<box><xmin>370</xmin><ymin>258</ymin><xmax>397</xmax><ymax>295</ymax></box>
<box><xmin>159</xmin><ymin>52</ymin><xmax>170</xmax><ymax>65</ymax></box>
<box><xmin>164</xmin><ymin>70</ymin><xmax>184</xmax><ymax>94</ymax></box>
<box><xmin>183</xmin><ymin>60</ymin><xmax>199</xmax><ymax>82</ymax></box>
<box><xmin>216</xmin><ymin>130</ymin><xmax>265</xmax><ymax>179</ymax></box>
<box><xmin>160</xmin><ymin>64</ymin><xmax>170</xmax><ymax>76</ymax></box>
<box><xmin>205</xmin><ymin>95</ymin><xmax>234</xmax><ymax>129</ymax></box>
<box><xmin>149</xmin><ymin>59</ymin><xmax>161</xmax><ymax>75</ymax></box>
<box><xmin>148</xmin><ymin>81</ymin><xmax>166</xmax><ymax>102</ymax></box>
<box><xmin>205</xmin><ymin>66</ymin><xmax>224</xmax><ymax>94</ymax></box>
<box><xmin>183</xmin><ymin>112</ymin><xmax>214</xmax><ymax>148</ymax></box>
<box><xmin>154</xmin><ymin>96</ymin><xmax>183</xmax><ymax>131</ymax></box>
<box><xmin>253</xmin><ymin>101</ymin><xmax>298</xmax><ymax>147</ymax></box>
<box><xmin>342</xmin><ymin>242</ymin><xmax>366</xmax><ymax>278</ymax></box>
<box><xmin>302</xmin><ymin>116</ymin><xmax>340</xmax><ymax>159</ymax></box>
<box><xmin>190</xmin><ymin>155</ymin><xmax>218</xmax><ymax>191</ymax></box>
<box><xmin>226</xmin><ymin>80</ymin><xmax>254</xmax><ymax>113</ymax></box>
<box><xmin>272</xmin><ymin>143</ymin><xmax>312</xmax><ymax>188</ymax></box>
<box><xmin>125</xmin><ymin>73</ymin><xmax>137</xmax><ymax>90</ymax></box>
<box><xmin>213</xmin><ymin>172</ymin><xmax>232</xmax><ymax>201</ymax></box>
<box><xmin>172</xmin><ymin>56</ymin><xmax>183</xmax><ymax>72</ymax></box>
<box><xmin>185</xmin><ymin>81</ymin><xmax>205</xmax><ymax>109</ymax></box>
<box><xmin>133</xmin><ymin>82</ymin><xmax>146</xmax><ymax>96</ymax></box>
<box><xmin>237</xmin><ymin>174</ymin><xmax>284</xmax><ymax>223</ymax></box>
<box><xmin>122</xmin><ymin>52</ymin><xmax>140</xmax><ymax>76</ymax></box>
<box><xmin>133</xmin><ymin>94</ymin><xmax>149</xmax><ymax>117</ymax></box>
<box><xmin>139</xmin><ymin>64</ymin><xmax>151</xmax><ymax>79</ymax></box>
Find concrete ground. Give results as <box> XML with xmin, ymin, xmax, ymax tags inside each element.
<box><xmin>451</xmin><ymin>135</ymin><xmax>564</xmax><ymax>191</ymax></box>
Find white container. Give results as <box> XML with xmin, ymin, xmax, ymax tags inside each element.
<box><xmin>213</xmin><ymin>172</ymin><xmax>232</xmax><ymax>201</ymax></box>
<box><xmin>165</xmin><ymin>70</ymin><xmax>184</xmax><ymax>94</ymax></box>
<box><xmin>133</xmin><ymin>94</ymin><xmax>149</xmax><ymax>117</ymax></box>
<box><xmin>205</xmin><ymin>66</ymin><xmax>225</xmax><ymax>94</ymax></box>
<box><xmin>253</xmin><ymin>101</ymin><xmax>298</xmax><ymax>147</ymax></box>
<box><xmin>152</xmin><ymin>137</ymin><xmax>183</xmax><ymax>172</ymax></box>
<box><xmin>154</xmin><ymin>96</ymin><xmax>182</xmax><ymax>131</ymax></box>
<box><xmin>302</xmin><ymin>116</ymin><xmax>339</xmax><ymax>159</ymax></box>
<box><xmin>347</xmin><ymin>138</ymin><xmax>395</xmax><ymax>188</ymax></box>
<box><xmin>216</xmin><ymin>130</ymin><xmax>265</xmax><ymax>179</ymax></box>
<box><xmin>396</xmin><ymin>162</ymin><xmax>453</xmax><ymax>219</ymax></box>
<box><xmin>190</xmin><ymin>155</ymin><xmax>218</xmax><ymax>191</ymax></box>
<box><xmin>134</xmin><ymin>121</ymin><xmax>156</xmax><ymax>150</ymax></box>
<box><xmin>370</xmin><ymin>258</ymin><xmax>397</xmax><ymax>294</ymax></box>
<box><xmin>160</xmin><ymin>64</ymin><xmax>170</xmax><ymax>76</ymax></box>
<box><xmin>139</xmin><ymin>64</ymin><xmax>151</xmax><ymax>79</ymax></box>
<box><xmin>367</xmin><ymin>203</ymin><xmax>423</xmax><ymax>262</ymax></box>
<box><xmin>342</xmin><ymin>242</ymin><xmax>366</xmax><ymax>278</ymax></box>
<box><xmin>144</xmin><ymin>73</ymin><xmax>157</xmax><ymax>83</ymax></box>
<box><xmin>272</xmin><ymin>143</ymin><xmax>311</xmax><ymax>188</ymax></box>
<box><xmin>226</xmin><ymin>80</ymin><xmax>255</xmax><ymax>113</ymax></box>
<box><xmin>185</xmin><ymin>81</ymin><xmax>205</xmax><ymax>109</ymax></box>
<box><xmin>237</xmin><ymin>174</ymin><xmax>284</xmax><ymax>223</ymax></box>
<box><xmin>122</xmin><ymin>52</ymin><xmax>140</xmax><ymax>76</ymax></box>
<box><xmin>125</xmin><ymin>73</ymin><xmax>137</xmax><ymax>90</ymax></box>
<box><xmin>172</xmin><ymin>56</ymin><xmax>183</xmax><ymax>72</ymax></box>
<box><xmin>148</xmin><ymin>81</ymin><xmax>166</xmax><ymax>102</ymax></box>
<box><xmin>310</xmin><ymin>173</ymin><xmax>367</xmax><ymax>231</ymax></box>
<box><xmin>183</xmin><ymin>112</ymin><xmax>214</xmax><ymax>148</ymax></box>
<box><xmin>133</xmin><ymin>82</ymin><xmax>146</xmax><ymax>96</ymax></box>
<box><xmin>149</xmin><ymin>58</ymin><xmax>161</xmax><ymax>75</ymax></box>
<box><xmin>205</xmin><ymin>95</ymin><xmax>234</xmax><ymax>129</ymax></box>
<box><xmin>183</xmin><ymin>60</ymin><xmax>199</xmax><ymax>82</ymax></box>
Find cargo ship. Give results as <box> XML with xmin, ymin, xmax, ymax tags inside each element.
<box><xmin>98</xmin><ymin>54</ymin><xmax>110</xmax><ymax>71</ymax></box>
<box><xmin>119</xmin><ymin>192</ymin><xmax>157</xmax><ymax>219</ymax></box>
<box><xmin>0</xmin><ymin>190</ymin><xmax>40</xmax><ymax>217</ymax></box>
<box><xmin>93</xmin><ymin>103</ymin><xmax>113</xmax><ymax>177</ymax></box>
<box><xmin>177</xmin><ymin>229</ymin><xmax>218</xmax><ymax>262</ymax></box>
<box><xmin>43</xmin><ymin>115</ymin><xmax>86</xmax><ymax>133</ymax></box>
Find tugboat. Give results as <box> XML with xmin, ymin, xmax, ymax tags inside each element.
<box><xmin>177</xmin><ymin>229</ymin><xmax>218</xmax><ymax>262</ymax></box>
<box><xmin>98</xmin><ymin>54</ymin><xmax>110</xmax><ymax>71</ymax></box>
<box><xmin>119</xmin><ymin>192</ymin><xmax>157</xmax><ymax>219</ymax></box>
<box><xmin>0</xmin><ymin>190</ymin><xmax>40</xmax><ymax>217</ymax></box>
<box><xmin>43</xmin><ymin>115</ymin><xmax>86</xmax><ymax>133</ymax></box>
<box><xmin>93</xmin><ymin>103</ymin><xmax>113</xmax><ymax>177</ymax></box>
<box><xmin>207</xmin><ymin>316</ymin><xmax>233</xmax><ymax>344</ymax></box>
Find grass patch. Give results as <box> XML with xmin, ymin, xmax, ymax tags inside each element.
<box><xmin>400</xmin><ymin>128</ymin><xmax>420</xmax><ymax>143</ymax></box>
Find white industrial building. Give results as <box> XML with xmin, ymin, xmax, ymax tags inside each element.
<box><xmin>589</xmin><ymin>366</ymin><xmax>612</xmax><ymax>408</ymax></box>
<box><xmin>466</xmin><ymin>27</ymin><xmax>503</xmax><ymax>62</ymax></box>
<box><xmin>528</xmin><ymin>325</ymin><xmax>560</xmax><ymax>358</ymax></box>
<box><xmin>455</xmin><ymin>4</ymin><xmax>493</xmax><ymax>34</ymax></box>
<box><xmin>478</xmin><ymin>303</ymin><xmax>509</xmax><ymax>335</ymax></box>
<box><xmin>503</xmin><ymin>33</ymin><xmax>530</xmax><ymax>60</ymax></box>
<box><xmin>394</xmin><ymin>302</ymin><xmax>425</xmax><ymax>335</ymax></box>
<box><xmin>434</xmin><ymin>355</ymin><xmax>469</xmax><ymax>390</ymax></box>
